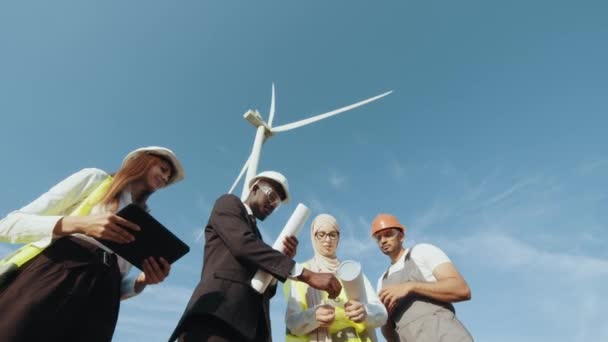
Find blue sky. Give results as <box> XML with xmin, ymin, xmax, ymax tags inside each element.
<box><xmin>1</xmin><ymin>1</ymin><xmax>607</xmax><ymax>341</ymax></box>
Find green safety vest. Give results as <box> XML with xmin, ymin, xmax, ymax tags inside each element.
<box><xmin>283</xmin><ymin>263</ymin><xmax>372</xmax><ymax>342</ymax></box>
<box><xmin>0</xmin><ymin>176</ymin><xmax>113</xmax><ymax>287</ymax></box>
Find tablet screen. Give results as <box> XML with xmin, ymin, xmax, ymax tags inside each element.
<box><xmin>96</xmin><ymin>204</ymin><xmax>190</xmax><ymax>270</ymax></box>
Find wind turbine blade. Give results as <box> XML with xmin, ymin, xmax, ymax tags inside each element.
<box><xmin>270</xmin><ymin>90</ymin><xmax>393</xmax><ymax>133</ymax></box>
<box><xmin>268</xmin><ymin>83</ymin><xmax>276</xmax><ymax>127</ymax></box>
<box><xmin>228</xmin><ymin>156</ymin><xmax>250</xmax><ymax>194</ymax></box>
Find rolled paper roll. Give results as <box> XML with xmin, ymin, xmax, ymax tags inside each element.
<box><xmin>337</xmin><ymin>260</ymin><xmax>365</xmax><ymax>302</ymax></box>
<box><xmin>251</xmin><ymin>203</ymin><xmax>311</xmax><ymax>294</ymax></box>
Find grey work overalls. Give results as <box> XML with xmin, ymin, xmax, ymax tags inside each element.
<box><xmin>380</xmin><ymin>247</ymin><xmax>473</xmax><ymax>342</ymax></box>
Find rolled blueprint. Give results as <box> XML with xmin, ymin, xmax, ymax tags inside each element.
<box><xmin>336</xmin><ymin>260</ymin><xmax>365</xmax><ymax>302</ymax></box>
<box><xmin>250</xmin><ymin>203</ymin><xmax>311</xmax><ymax>294</ymax></box>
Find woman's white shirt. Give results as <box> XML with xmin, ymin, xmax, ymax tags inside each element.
<box><xmin>0</xmin><ymin>168</ymin><xmax>108</xmax><ymax>246</ymax></box>
<box><xmin>0</xmin><ymin>168</ymin><xmax>140</xmax><ymax>299</ymax></box>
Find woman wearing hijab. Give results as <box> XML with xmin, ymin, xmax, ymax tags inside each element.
<box><xmin>284</xmin><ymin>214</ymin><xmax>387</xmax><ymax>342</ymax></box>
<box><xmin>0</xmin><ymin>146</ymin><xmax>185</xmax><ymax>342</ymax></box>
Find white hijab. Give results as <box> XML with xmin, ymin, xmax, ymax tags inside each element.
<box><xmin>305</xmin><ymin>213</ymin><xmax>341</xmax><ymax>342</ymax></box>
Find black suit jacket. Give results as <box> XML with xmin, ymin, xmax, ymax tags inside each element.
<box><xmin>169</xmin><ymin>194</ymin><xmax>295</xmax><ymax>342</ymax></box>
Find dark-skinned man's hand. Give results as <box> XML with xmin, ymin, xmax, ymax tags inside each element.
<box><xmin>282</xmin><ymin>235</ymin><xmax>298</xmax><ymax>259</ymax></box>
<box><xmin>297</xmin><ymin>268</ymin><xmax>342</xmax><ymax>299</ymax></box>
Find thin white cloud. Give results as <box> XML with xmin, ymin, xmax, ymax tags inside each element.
<box><xmin>409</xmin><ymin>202</ymin><xmax>452</xmax><ymax>232</ymax></box>
<box><xmin>306</xmin><ymin>196</ymin><xmax>326</xmax><ymax>214</ymax></box>
<box><xmin>480</xmin><ymin>176</ymin><xmax>538</xmax><ymax>209</ymax></box>
<box><xmin>328</xmin><ymin>169</ymin><xmax>347</xmax><ymax>189</ymax></box>
<box><xmin>578</xmin><ymin>231</ymin><xmax>605</xmax><ymax>245</ymax></box>
<box><xmin>357</xmin><ymin>216</ymin><xmax>370</xmax><ymax>232</ymax></box>
<box><xmin>443</xmin><ymin>231</ymin><xmax>608</xmax><ymax>279</ymax></box>
<box><xmin>407</xmin><ymin>174</ymin><xmax>542</xmax><ymax>233</ymax></box>
<box><xmin>340</xmin><ymin>236</ymin><xmax>377</xmax><ymax>259</ymax></box>
<box><xmin>332</xmin><ymin>213</ymin><xmax>378</xmax><ymax>260</ymax></box>
<box><xmin>576</xmin><ymin>157</ymin><xmax>608</xmax><ymax>176</ymax></box>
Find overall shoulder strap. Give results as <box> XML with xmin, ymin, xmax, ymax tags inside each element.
<box><xmin>404</xmin><ymin>245</ymin><xmax>415</xmax><ymax>263</ymax></box>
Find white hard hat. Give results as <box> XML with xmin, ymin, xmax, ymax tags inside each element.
<box><xmin>122</xmin><ymin>146</ymin><xmax>185</xmax><ymax>185</ymax></box>
<box><xmin>248</xmin><ymin>171</ymin><xmax>290</xmax><ymax>203</ymax></box>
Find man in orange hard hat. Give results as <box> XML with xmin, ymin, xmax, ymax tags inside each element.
<box><xmin>372</xmin><ymin>214</ymin><xmax>474</xmax><ymax>342</ymax></box>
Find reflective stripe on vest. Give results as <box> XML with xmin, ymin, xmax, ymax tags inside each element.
<box><xmin>0</xmin><ymin>176</ymin><xmax>113</xmax><ymax>268</ymax></box>
<box><xmin>283</xmin><ymin>263</ymin><xmax>370</xmax><ymax>342</ymax></box>
<box><xmin>69</xmin><ymin>176</ymin><xmax>114</xmax><ymax>217</ymax></box>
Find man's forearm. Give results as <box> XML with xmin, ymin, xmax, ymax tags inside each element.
<box><xmin>410</xmin><ymin>277</ymin><xmax>471</xmax><ymax>303</ymax></box>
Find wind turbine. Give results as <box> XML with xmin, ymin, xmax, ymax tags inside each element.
<box><xmin>229</xmin><ymin>84</ymin><xmax>393</xmax><ymax>199</ymax></box>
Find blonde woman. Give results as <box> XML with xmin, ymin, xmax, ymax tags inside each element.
<box><xmin>0</xmin><ymin>146</ymin><xmax>185</xmax><ymax>342</ymax></box>
<box><xmin>284</xmin><ymin>214</ymin><xmax>387</xmax><ymax>342</ymax></box>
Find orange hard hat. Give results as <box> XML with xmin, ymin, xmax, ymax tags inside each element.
<box><xmin>370</xmin><ymin>213</ymin><xmax>405</xmax><ymax>236</ymax></box>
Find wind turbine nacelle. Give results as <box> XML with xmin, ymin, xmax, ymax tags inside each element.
<box><xmin>244</xmin><ymin>109</ymin><xmax>264</xmax><ymax>126</ymax></box>
<box><xmin>244</xmin><ymin>110</ymin><xmax>272</xmax><ymax>136</ymax></box>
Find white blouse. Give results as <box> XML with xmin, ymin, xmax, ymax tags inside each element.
<box><xmin>0</xmin><ymin>168</ymin><xmax>140</xmax><ymax>299</ymax></box>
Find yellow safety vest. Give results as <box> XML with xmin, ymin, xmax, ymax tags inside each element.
<box><xmin>0</xmin><ymin>176</ymin><xmax>113</xmax><ymax>286</ymax></box>
<box><xmin>283</xmin><ymin>264</ymin><xmax>371</xmax><ymax>342</ymax></box>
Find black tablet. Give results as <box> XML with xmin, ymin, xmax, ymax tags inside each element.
<box><xmin>96</xmin><ymin>204</ymin><xmax>190</xmax><ymax>271</ymax></box>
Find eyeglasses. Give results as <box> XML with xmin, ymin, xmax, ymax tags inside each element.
<box><xmin>372</xmin><ymin>229</ymin><xmax>400</xmax><ymax>242</ymax></box>
<box><xmin>257</xmin><ymin>183</ymin><xmax>282</xmax><ymax>208</ymax></box>
<box><xmin>315</xmin><ymin>231</ymin><xmax>340</xmax><ymax>241</ymax></box>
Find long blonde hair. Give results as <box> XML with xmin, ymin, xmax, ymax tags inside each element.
<box><xmin>99</xmin><ymin>153</ymin><xmax>173</xmax><ymax>211</ymax></box>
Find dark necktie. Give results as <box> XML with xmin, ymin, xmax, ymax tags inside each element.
<box><xmin>248</xmin><ymin>214</ymin><xmax>262</xmax><ymax>238</ymax></box>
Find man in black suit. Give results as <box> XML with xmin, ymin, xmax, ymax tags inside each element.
<box><xmin>170</xmin><ymin>171</ymin><xmax>342</xmax><ymax>342</ymax></box>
